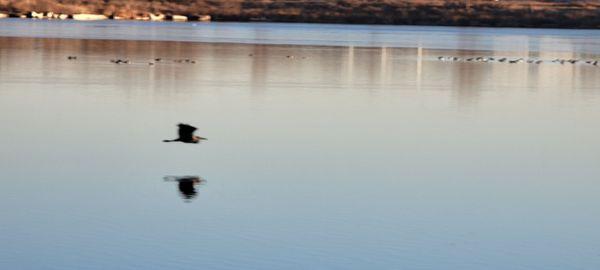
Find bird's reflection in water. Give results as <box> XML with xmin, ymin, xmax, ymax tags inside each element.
<box><xmin>163</xmin><ymin>176</ymin><xmax>206</xmax><ymax>202</ymax></box>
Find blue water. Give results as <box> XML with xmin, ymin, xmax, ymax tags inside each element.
<box><xmin>1</xmin><ymin>21</ymin><xmax>600</xmax><ymax>270</ymax></box>
<box><xmin>1</xmin><ymin>18</ymin><xmax>600</xmax><ymax>53</ymax></box>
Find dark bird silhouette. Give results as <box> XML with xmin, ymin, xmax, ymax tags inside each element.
<box><xmin>110</xmin><ymin>59</ymin><xmax>130</xmax><ymax>64</ymax></box>
<box><xmin>164</xmin><ymin>176</ymin><xmax>206</xmax><ymax>201</ymax></box>
<box><xmin>163</xmin><ymin>123</ymin><xmax>207</xmax><ymax>143</ymax></box>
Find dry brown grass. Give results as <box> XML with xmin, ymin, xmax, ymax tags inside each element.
<box><xmin>1</xmin><ymin>0</ymin><xmax>599</xmax><ymax>28</ymax></box>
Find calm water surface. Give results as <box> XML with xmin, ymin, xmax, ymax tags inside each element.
<box><xmin>1</xmin><ymin>21</ymin><xmax>600</xmax><ymax>269</ymax></box>
<box><xmin>2</xmin><ymin>18</ymin><xmax>600</xmax><ymax>53</ymax></box>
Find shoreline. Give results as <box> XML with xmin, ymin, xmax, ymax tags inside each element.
<box><xmin>1</xmin><ymin>14</ymin><xmax>599</xmax><ymax>30</ymax></box>
<box><xmin>1</xmin><ymin>0</ymin><xmax>600</xmax><ymax>29</ymax></box>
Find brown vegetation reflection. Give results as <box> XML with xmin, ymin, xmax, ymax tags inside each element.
<box><xmin>1</xmin><ymin>37</ymin><xmax>598</xmax><ymax>113</ymax></box>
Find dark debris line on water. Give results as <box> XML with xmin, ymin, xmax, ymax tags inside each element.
<box><xmin>63</xmin><ymin>53</ymin><xmax>311</xmax><ymax>66</ymax></box>
<box><xmin>437</xmin><ymin>55</ymin><xmax>599</xmax><ymax>66</ymax></box>
<box><xmin>65</xmin><ymin>54</ymin><xmax>599</xmax><ymax>67</ymax></box>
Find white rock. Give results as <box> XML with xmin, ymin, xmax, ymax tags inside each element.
<box><xmin>172</xmin><ymin>15</ymin><xmax>187</xmax><ymax>21</ymax></box>
<box><xmin>72</xmin><ymin>14</ymin><xmax>108</xmax><ymax>21</ymax></box>
<box><xmin>198</xmin><ymin>15</ymin><xmax>211</xmax><ymax>22</ymax></box>
<box><xmin>30</xmin><ymin>11</ymin><xmax>44</xmax><ymax>19</ymax></box>
<box><xmin>150</xmin><ymin>14</ymin><xmax>165</xmax><ymax>21</ymax></box>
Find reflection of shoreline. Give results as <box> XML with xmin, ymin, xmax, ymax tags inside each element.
<box><xmin>164</xmin><ymin>176</ymin><xmax>206</xmax><ymax>202</ymax></box>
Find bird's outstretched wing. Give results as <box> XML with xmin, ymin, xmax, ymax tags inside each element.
<box><xmin>164</xmin><ymin>175</ymin><xmax>204</xmax><ymax>182</ymax></box>
<box><xmin>177</xmin><ymin>123</ymin><xmax>197</xmax><ymax>140</ymax></box>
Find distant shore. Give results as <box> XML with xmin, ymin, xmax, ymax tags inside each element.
<box><xmin>1</xmin><ymin>0</ymin><xmax>599</xmax><ymax>29</ymax></box>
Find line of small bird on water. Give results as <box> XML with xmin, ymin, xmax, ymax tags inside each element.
<box><xmin>248</xmin><ymin>53</ymin><xmax>308</xmax><ymax>59</ymax></box>
<box><xmin>67</xmin><ymin>55</ymin><xmax>308</xmax><ymax>64</ymax></box>
<box><xmin>66</xmin><ymin>56</ymin><xmax>196</xmax><ymax>65</ymax></box>
<box><xmin>110</xmin><ymin>58</ymin><xmax>196</xmax><ymax>65</ymax></box>
<box><xmin>437</xmin><ymin>56</ymin><xmax>599</xmax><ymax>66</ymax></box>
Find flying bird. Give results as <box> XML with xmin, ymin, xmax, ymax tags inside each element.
<box><xmin>163</xmin><ymin>123</ymin><xmax>207</xmax><ymax>143</ymax></box>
